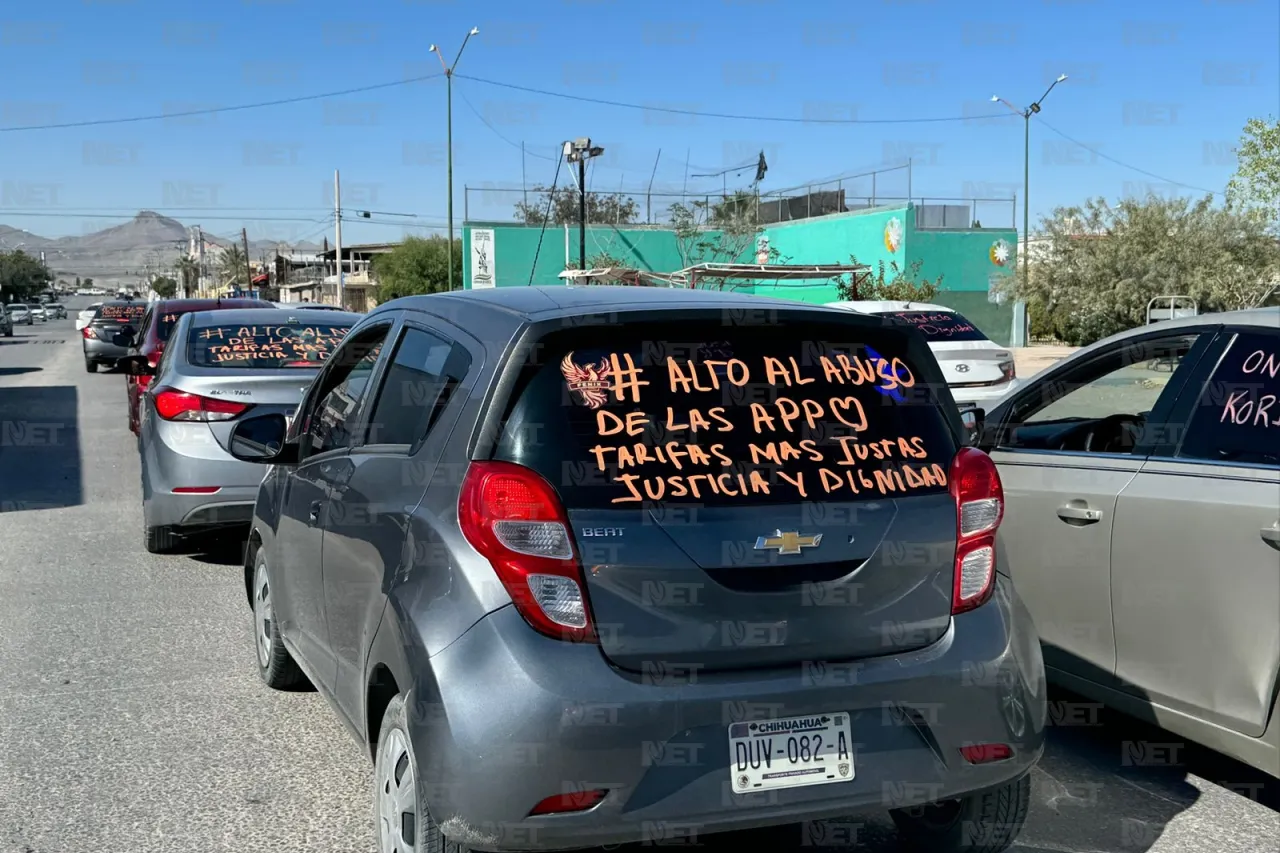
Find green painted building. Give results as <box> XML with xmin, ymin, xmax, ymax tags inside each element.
<box><xmin>462</xmin><ymin>203</ymin><xmax>1019</xmax><ymax>344</ymax></box>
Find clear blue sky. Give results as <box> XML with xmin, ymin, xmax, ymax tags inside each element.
<box><xmin>0</xmin><ymin>0</ymin><xmax>1275</xmax><ymax>248</ymax></box>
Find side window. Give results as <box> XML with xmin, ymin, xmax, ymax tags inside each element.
<box><xmin>1177</xmin><ymin>331</ymin><xmax>1280</xmax><ymax>467</ymax></box>
<box><xmin>363</xmin><ymin>327</ymin><xmax>472</xmax><ymax>449</ymax></box>
<box><xmin>1001</xmin><ymin>333</ymin><xmax>1206</xmax><ymax>454</ymax></box>
<box><xmin>303</xmin><ymin>328</ymin><xmax>389</xmax><ymax>457</ymax></box>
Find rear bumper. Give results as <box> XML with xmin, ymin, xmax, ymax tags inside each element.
<box><xmin>404</xmin><ymin>574</ymin><xmax>1046</xmax><ymax>851</ymax></box>
<box><xmin>949</xmin><ymin>379</ymin><xmax>1020</xmax><ymax>409</ymax></box>
<box><xmin>142</xmin><ymin>426</ymin><xmax>266</xmax><ymax>531</ymax></box>
<box><xmin>83</xmin><ymin>339</ymin><xmax>129</xmax><ymax>361</ymax></box>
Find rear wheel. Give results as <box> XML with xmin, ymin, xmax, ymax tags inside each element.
<box><xmin>890</xmin><ymin>773</ymin><xmax>1031</xmax><ymax>853</ymax></box>
<box><xmin>374</xmin><ymin>694</ymin><xmax>471</xmax><ymax>853</ymax></box>
<box><xmin>84</xmin><ymin>360</ymin><xmax>97</xmax><ymax>373</ymax></box>
<box><xmin>252</xmin><ymin>553</ymin><xmax>308</xmax><ymax>689</ymax></box>
<box><xmin>144</xmin><ymin>523</ymin><xmax>180</xmax><ymax>554</ymax></box>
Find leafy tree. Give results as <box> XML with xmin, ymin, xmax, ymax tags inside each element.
<box><xmin>1226</xmin><ymin>117</ymin><xmax>1280</xmax><ymax>229</ymax></box>
<box><xmin>151</xmin><ymin>275</ymin><xmax>178</xmax><ymax>299</ymax></box>
<box><xmin>175</xmin><ymin>256</ymin><xmax>200</xmax><ymax>297</ymax></box>
<box><xmin>82</xmin><ymin>277</ymin><xmax>93</xmax><ymax>289</ymax></box>
<box><xmin>668</xmin><ymin>190</ymin><xmax>779</xmax><ymax>275</ymax></box>
<box><xmin>219</xmin><ymin>244</ymin><xmax>248</xmax><ymax>285</ymax></box>
<box><xmin>0</xmin><ymin>250</ymin><xmax>53</xmax><ymax>302</ymax></box>
<box><xmin>565</xmin><ymin>251</ymin><xmax>629</xmax><ymax>271</ymax></box>
<box><xmin>835</xmin><ymin>257</ymin><xmax>942</xmax><ymax>302</ymax></box>
<box><xmin>74</xmin><ymin>276</ymin><xmax>81</xmax><ymax>288</ymax></box>
<box><xmin>372</xmin><ymin>236</ymin><xmax>461</xmax><ymax>302</ymax></box>
<box><xmin>515</xmin><ymin>185</ymin><xmax>639</xmax><ymax>226</ymax></box>
<box><xmin>1010</xmin><ymin>194</ymin><xmax>1280</xmax><ymax>346</ymax></box>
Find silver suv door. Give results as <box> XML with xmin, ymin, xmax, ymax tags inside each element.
<box><xmin>1110</xmin><ymin>324</ymin><xmax>1280</xmax><ymax>740</ymax></box>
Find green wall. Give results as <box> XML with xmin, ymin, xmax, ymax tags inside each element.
<box><xmin>462</xmin><ymin>205</ymin><xmax>1020</xmax><ymax>344</ymax></box>
<box><xmin>463</xmin><ymin>223</ymin><xmax>690</xmax><ymax>288</ymax></box>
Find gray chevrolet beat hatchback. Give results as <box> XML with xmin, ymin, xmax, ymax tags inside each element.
<box><xmin>229</xmin><ymin>287</ymin><xmax>1046</xmax><ymax>853</ymax></box>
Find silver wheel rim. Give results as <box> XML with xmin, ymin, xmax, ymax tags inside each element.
<box><xmin>377</xmin><ymin>728</ymin><xmax>417</xmax><ymax>852</ymax></box>
<box><xmin>253</xmin><ymin>560</ymin><xmax>273</xmax><ymax>669</ymax></box>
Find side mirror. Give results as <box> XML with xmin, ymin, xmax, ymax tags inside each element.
<box><xmin>959</xmin><ymin>406</ymin><xmax>986</xmax><ymax>447</ymax></box>
<box><xmin>118</xmin><ymin>355</ymin><xmax>154</xmax><ymax>377</ymax></box>
<box><xmin>229</xmin><ymin>413</ymin><xmax>298</xmax><ymax>464</ymax></box>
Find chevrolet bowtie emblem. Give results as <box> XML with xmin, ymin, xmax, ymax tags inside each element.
<box><xmin>754</xmin><ymin>529</ymin><xmax>822</xmax><ymax>555</ymax></box>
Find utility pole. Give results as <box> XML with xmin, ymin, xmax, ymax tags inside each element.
<box><xmin>430</xmin><ymin>26</ymin><xmax>480</xmax><ymax>292</ymax></box>
<box><xmin>564</xmin><ymin>139</ymin><xmax>604</xmax><ymax>271</ymax></box>
<box><xmin>241</xmin><ymin>228</ymin><xmax>253</xmax><ymax>297</ymax></box>
<box><xmin>334</xmin><ymin>169</ymin><xmax>344</xmax><ymax>308</ymax></box>
<box><xmin>992</xmin><ymin>74</ymin><xmax>1068</xmax><ymax>347</ymax></box>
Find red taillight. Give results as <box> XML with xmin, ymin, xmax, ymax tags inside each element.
<box><xmin>960</xmin><ymin>743</ymin><xmax>1013</xmax><ymax>764</ymax></box>
<box><xmin>948</xmin><ymin>447</ymin><xmax>1004</xmax><ymax>615</ymax></box>
<box><xmin>82</xmin><ymin>326</ymin><xmax>97</xmax><ymax>340</ymax></box>
<box><xmin>458</xmin><ymin>461</ymin><xmax>596</xmax><ymax>643</ymax></box>
<box><xmin>172</xmin><ymin>486</ymin><xmax>221</xmax><ymax>494</ymax></box>
<box><xmin>152</xmin><ymin>387</ymin><xmax>250</xmax><ymax>422</ymax></box>
<box><xmin>528</xmin><ymin>790</ymin><xmax>607</xmax><ymax>816</ymax></box>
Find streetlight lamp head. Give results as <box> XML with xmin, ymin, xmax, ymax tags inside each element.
<box><xmin>588</xmin><ymin>146</ymin><xmax>605</xmax><ymax>158</ymax></box>
<box><xmin>428</xmin><ymin>44</ymin><xmax>438</xmax><ymax>52</ymax></box>
<box><xmin>990</xmin><ymin>95</ymin><xmax>1000</xmax><ymax>102</ymax></box>
<box><xmin>469</xmin><ymin>26</ymin><xmax>479</xmax><ymax>35</ymax></box>
<box><xmin>1056</xmin><ymin>74</ymin><xmax>1068</xmax><ymax>82</ymax></box>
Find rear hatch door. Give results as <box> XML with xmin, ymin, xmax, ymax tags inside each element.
<box><xmin>492</xmin><ymin>315</ymin><xmax>961</xmax><ymax>673</ymax></box>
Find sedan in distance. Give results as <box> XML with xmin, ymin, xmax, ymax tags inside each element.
<box><xmin>827</xmin><ymin>301</ymin><xmax>1020</xmax><ymax>409</ymax></box>
<box><xmin>228</xmin><ymin>287</ymin><xmax>1046</xmax><ymax>853</ymax></box>
<box><xmin>83</xmin><ymin>299</ymin><xmax>147</xmax><ymax>372</ymax></box>
<box><xmin>9</xmin><ymin>303</ymin><xmax>34</xmax><ymax>326</ymax></box>
<box><xmin>29</xmin><ymin>304</ymin><xmax>48</xmax><ymax>323</ymax></box>
<box><xmin>976</xmin><ymin>306</ymin><xmax>1280</xmax><ymax>777</ymax></box>
<box><xmin>122</xmin><ymin>307</ymin><xmax>360</xmax><ymax>553</ymax></box>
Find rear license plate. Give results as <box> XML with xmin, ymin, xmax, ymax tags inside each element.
<box><xmin>728</xmin><ymin>712</ymin><xmax>854</xmax><ymax>793</ymax></box>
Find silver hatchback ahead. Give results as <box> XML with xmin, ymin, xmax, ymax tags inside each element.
<box><xmin>122</xmin><ymin>307</ymin><xmax>361</xmax><ymax>553</ymax></box>
<box><xmin>228</xmin><ymin>287</ymin><xmax>1047</xmax><ymax>853</ymax></box>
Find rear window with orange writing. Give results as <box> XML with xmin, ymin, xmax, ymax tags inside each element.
<box><xmin>885</xmin><ymin>310</ymin><xmax>988</xmax><ymax>342</ymax></box>
<box><xmin>494</xmin><ymin>321</ymin><xmax>957</xmax><ymax>508</ymax></box>
<box><xmin>92</xmin><ymin>302</ymin><xmax>146</xmax><ymax>323</ymax></box>
<box><xmin>187</xmin><ymin>323</ymin><xmax>352</xmax><ymax>369</ymax></box>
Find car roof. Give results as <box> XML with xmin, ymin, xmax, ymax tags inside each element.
<box><xmin>371</xmin><ymin>286</ymin><xmax>864</xmax><ymax>330</ymax></box>
<box><xmin>825</xmin><ymin>300</ymin><xmax>954</xmax><ymax>314</ymax></box>
<box><xmin>1062</xmin><ymin>306</ymin><xmax>1280</xmax><ymax>364</ymax></box>
<box><xmin>184</xmin><ymin>307</ymin><xmax>364</xmax><ymax>327</ymax></box>
<box><xmin>156</xmin><ymin>298</ymin><xmax>273</xmax><ymax>312</ymax></box>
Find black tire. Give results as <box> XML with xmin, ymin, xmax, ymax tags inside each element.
<box><xmin>85</xmin><ymin>360</ymin><xmax>97</xmax><ymax>373</ymax></box>
<box><xmin>890</xmin><ymin>773</ymin><xmax>1032</xmax><ymax>853</ymax></box>
<box><xmin>251</xmin><ymin>552</ymin><xmax>308</xmax><ymax>690</ymax></box>
<box><xmin>144</xmin><ymin>523</ymin><xmax>180</xmax><ymax>554</ymax></box>
<box><xmin>374</xmin><ymin>695</ymin><xmax>471</xmax><ymax>853</ymax></box>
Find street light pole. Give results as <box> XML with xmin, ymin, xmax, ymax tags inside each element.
<box><xmin>992</xmin><ymin>73</ymin><xmax>1067</xmax><ymax>346</ymax></box>
<box><xmin>565</xmin><ymin>139</ymin><xmax>605</xmax><ymax>272</ymax></box>
<box><xmin>430</xmin><ymin>27</ymin><xmax>479</xmax><ymax>292</ymax></box>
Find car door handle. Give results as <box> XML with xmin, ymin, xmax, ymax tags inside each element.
<box><xmin>1261</xmin><ymin>524</ymin><xmax>1280</xmax><ymax>552</ymax></box>
<box><xmin>308</xmin><ymin>501</ymin><xmax>322</xmax><ymax>526</ymax></box>
<box><xmin>1057</xmin><ymin>504</ymin><xmax>1103</xmax><ymax>524</ymax></box>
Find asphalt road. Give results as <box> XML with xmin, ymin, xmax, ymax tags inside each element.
<box><xmin>0</xmin><ymin>299</ymin><xmax>1276</xmax><ymax>853</ymax></box>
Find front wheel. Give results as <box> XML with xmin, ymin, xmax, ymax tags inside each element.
<box><xmin>890</xmin><ymin>773</ymin><xmax>1032</xmax><ymax>853</ymax></box>
<box><xmin>374</xmin><ymin>695</ymin><xmax>471</xmax><ymax>853</ymax></box>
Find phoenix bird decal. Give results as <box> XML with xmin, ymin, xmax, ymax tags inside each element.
<box><xmin>560</xmin><ymin>352</ymin><xmax>613</xmax><ymax>409</ymax></box>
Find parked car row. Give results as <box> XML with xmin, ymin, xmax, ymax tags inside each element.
<box><xmin>86</xmin><ymin>286</ymin><xmax>1280</xmax><ymax>853</ymax></box>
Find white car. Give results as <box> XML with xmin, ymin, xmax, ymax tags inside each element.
<box><xmin>75</xmin><ymin>302</ymin><xmax>103</xmax><ymax>332</ymax></box>
<box><xmin>29</xmin><ymin>304</ymin><xmax>48</xmax><ymax>322</ymax></box>
<box><xmin>825</xmin><ymin>300</ymin><xmax>1020</xmax><ymax>408</ymax></box>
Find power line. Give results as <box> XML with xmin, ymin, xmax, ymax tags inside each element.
<box><xmin>454</xmin><ymin>74</ymin><xmax>1012</xmax><ymax>125</ymax></box>
<box><xmin>0</xmin><ymin>74</ymin><xmax>444</xmax><ymax>133</ymax></box>
<box><xmin>1038</xmin><ymin>120</ymin><xmax>1223</xmax><ymax>196</ymax></box>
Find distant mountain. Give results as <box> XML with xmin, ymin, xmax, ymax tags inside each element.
<box><xmin>0</xmin><ymin>211</ymin><xmax>323</xmax><ymax>285</ymax></box>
